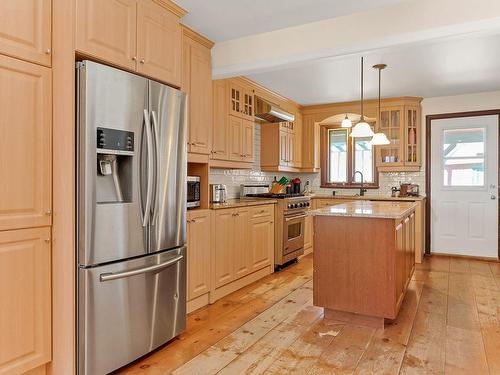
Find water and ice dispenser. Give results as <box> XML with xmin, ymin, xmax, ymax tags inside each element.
<box><xmin>96</xmin><ymin>127</ymin><xmax>134</xmax><ymax>203</ymax></box>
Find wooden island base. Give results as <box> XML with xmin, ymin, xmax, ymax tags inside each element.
<box><xmin>312</xmin><ymin>201</ymin><xmax>417</xmax><ymax>326</ymax></box>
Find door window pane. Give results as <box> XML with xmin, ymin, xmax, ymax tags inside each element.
<box><xmin>443</xmin><ymin>128</ymin><xmax>485</xmax><ymax>186</ymax></box>
<box><xmin>328</xmin><ymin>129</ymin><xmax>347</xmax><ymax>183</ymax></box>
<box><xmin>354</xmin><ymin>137</ymin><xmax>373</xmax><ymax>183</ymax></box>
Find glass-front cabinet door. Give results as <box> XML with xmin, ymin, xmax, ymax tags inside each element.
<box><xmin>405</xmin><ymin>106</ymin><xmax>421</xmax><ymax>166</ymax></box>
<box><xmin>377</xmin><ymin>106</ymin><xmax>404</xmax><ymax>167</ymax></box>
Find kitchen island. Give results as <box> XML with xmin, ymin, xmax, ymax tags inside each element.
<box><xmin>311</xmin><ymin>200</ymin><xmax>417</xmax><ymax>328</ymax></box>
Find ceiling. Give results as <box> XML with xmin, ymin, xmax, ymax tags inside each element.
<box><xmin>246</xmin><ymin>32</ymin><xmax>500</xmax><ymax>105</ymax></box>
<box><xmin>176</xmin><ymin>0</ymin><xmax>409</xmax><ymax>42</ymax></box>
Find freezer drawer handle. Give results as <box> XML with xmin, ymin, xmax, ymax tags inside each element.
<box><xmin>99</xmin><ymin>255</ymin><xmax>184</xmax><ymax>282</ymax></box>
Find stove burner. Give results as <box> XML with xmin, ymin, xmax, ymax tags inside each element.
<box><xmin>246</xmin><ymin>193</ymin><xmax>305</xmax><ymax>199</ymax></box>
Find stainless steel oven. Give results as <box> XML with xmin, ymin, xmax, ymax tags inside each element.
<box><xmin>282</xmin><ymin>212</ymin><xmax>306</xmax><ymax>260</ymax></box>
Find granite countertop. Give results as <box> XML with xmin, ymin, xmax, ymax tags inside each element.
<box><xmin>210</xmin><ymin>198</ymin><xmax>277</xmax><ymax>210</ymax></box>
<box><xmin>310</xmin><ymin>200</ymin><xmax>418</xmax><ymax>219</ymax></box>
<box><xmin>309</xmin><ymin>193</ymin><xmax>425</xmax><ymax>202</ymax></box>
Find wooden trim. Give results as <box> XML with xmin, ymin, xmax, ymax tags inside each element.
<box><xmin>181</xmin><ymin>25</ymin><xmax>214</xmax><ymax>49</ymax></box>
<box><xmin>319</xmin><ymin>124</ymin><xmax>379</xmax><ymax>189</ymax></box>
<box><xmin>209</xmin><ymin>266</ymin><xmax>272</xmax><ymax>303</ymax></box>
<box><xmin>425</xmin><ymin>109</ymin><xmax>500</xmax><ymax>259</ymax></box>
<box><xmin>152</xmin><ymin>0</ymin><xmax>188</xmax><ymax>17</ymax></box>
<box><xmin>188</xmin><ymin>152</ymin><xmax>210</xmax><ymax>163</ymax></box>
<box><xmin>429</xmin><ymin>252</ymin><xmax>500</xmax><ymax>262</ymax></box>
<box><xmin>209</xmin><ymin>159</ymin><xmax>253</xmax><ymax>169</ymax></box>
<box><xmin>187</xmin><ymin>293</ymin><xmax>210</xmax><ymax>314</ymax></box>
<box><xmin>50</xmin><ymin>0</ymin><xmax>76</xmax><ymax>374</ymax></box>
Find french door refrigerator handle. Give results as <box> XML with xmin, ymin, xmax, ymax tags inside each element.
<box><xmin>151</xmin><ymin>110</ymin><xmax>161</xmax><ymax>224</ymax></box>
<box><xmin>99</xmin><ymin>255</ymin><xmax>184</xmax><ymax>282</ymax></box>
<box><xmin>142</xmin><ymin>109</ymin><xmax>154</xmax><ymax>227</ymax></box>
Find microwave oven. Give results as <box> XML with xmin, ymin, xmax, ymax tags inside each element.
<box><xmin>187</xmin><ymin>176</ymin><xmax>201</xmax><ymax>209</ymax></box>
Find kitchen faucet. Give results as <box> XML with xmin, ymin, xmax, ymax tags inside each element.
<box><xmin>353</xmin><ymin>171</ymin><xmax>367</xmax><ymax>196</ymax></box>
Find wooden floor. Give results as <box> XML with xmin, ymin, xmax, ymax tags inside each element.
<box><xmin>118</xmin><ymin>254</ymin><xmax>500</xmax><ymax>375</ymax></box>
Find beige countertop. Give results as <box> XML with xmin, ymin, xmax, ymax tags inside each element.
<box><xmin>310</xmin><ymin>200</ymin><xmax>417</xmax><ymax>219</ymax></box>
<box><xmin>210</xmin><ymin>198</ymin><xmax>277</xmax><ymax>210</ymax></box>
<box><xmin>309</xmin><ymin>193</ymin><xmax>425</xmax><ymax>202</ymax></box>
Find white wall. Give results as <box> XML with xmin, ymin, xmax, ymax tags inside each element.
<box><xmin>421</xmin><ymin>90</ymin><xmax>500</xmax><ymax>164</ymax></box>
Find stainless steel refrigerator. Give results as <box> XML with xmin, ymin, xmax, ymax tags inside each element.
<box><xmin>76</xmin><ymin>60</ymin><xmax>187</xmax><ymax>375</ymax></box>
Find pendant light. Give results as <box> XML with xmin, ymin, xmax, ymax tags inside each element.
<box><xmin>341</xmin><ymin>114</ymin><xmax>352</xmax><ymax>128</ymax></box>
<box><xmin>371</xmin><ymin>63</ymin><xmax>390</xmax><ymax>145</ymax></box>
<box><xmin>350</xmin><ymin>57</ymin><xmax>374</xmax><ymax>138</ymax></box>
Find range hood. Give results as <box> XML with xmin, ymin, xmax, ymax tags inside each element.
<box><xmin>254</xmin><ymin>97</ymin><xmax>295</xmax><ymax>123</ymax></box>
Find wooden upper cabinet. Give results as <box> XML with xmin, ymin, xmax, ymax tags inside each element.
<box><xmin>76</xmin><ymin>0</ymin><xmax>137</xmax><ymax>71</ymax></box>
<box><xmin>0</xmin><ymin>227</ymin><xmax>51</xmax><ymax>374</ymax></box>
<box><xmin>187</xmin><ymin>210</ymin><xmax>211</xmax><ymax>300</ymax></box>
<box><xmin>0</xmin><ymin>55</ymin><xmax>52</xmax><ymax>231</ymax></box>
<box><xmin>375</xmin><ymin>99</ymin><xmax>422</xmax><ymax>171</ymax></box>
<box><xmin>228</xmin><ymin>81</ymin><xmax>254</xmax><ymax>121</ymax></box>
<box><xmin>212</xmin><ymin>80</ymin><xmax>229</xmax><ymax>160</ymax></box>
<box><xmin>0</xmin><ymin>0</ymin><xmax>51</xmax><ymax>67</ymax></box>
<box><xmin>183</xmin><ymin>29</ymin><xmax>212</xmax><ymax>155</ymax></box>
<box><xmin>228</xmin><ymin>115</ymin><xmax>243</xmax><ymax>161</ymax></box>
<box><xmin>137</xmin><ymin>0</ymin><xmax>181</xmax><ymax>87</ymax></box>
<box><xmin>404</xmin><ymin>106</ymin><xmax>421</xmax><ymax>167</ymax></box>
<box><xmin>261</xmin><ymin>119</ymin><xmax>302</xmax><ymax>171</ymax></box>
<box><xmin>242</xmin><ymin>119</ymin><xmax>255</xmax><ymax>163</ymax></box>
<box><xmin>376</xmin><ymin>106</ymin><xmax>405</xmax><ymax>168</ymax></box>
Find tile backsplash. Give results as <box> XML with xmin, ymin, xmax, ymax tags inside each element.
<box><xmin>209</xmin><ymin>124</ymin><xmax>426</xmax><ymax>199</ymax></box>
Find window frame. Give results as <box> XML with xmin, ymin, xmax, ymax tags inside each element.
<box><xmin>320</xmin><ymin>124</ymin><xmax>379</xmax><ymax>189</ymax></box>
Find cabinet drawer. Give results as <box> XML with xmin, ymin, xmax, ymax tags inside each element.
<box><xmin>250</xmin><ymin>205</ymin><xmax>273</xmax><ymax>219</ymax></box>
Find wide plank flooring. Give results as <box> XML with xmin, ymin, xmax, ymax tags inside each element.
<box><xmin>117</xmin><ymin>255</ymin><xmax>500</xmax><ymax>375</ymax></box>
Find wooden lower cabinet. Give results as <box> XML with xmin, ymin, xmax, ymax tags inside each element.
<box><xmin>233</xmin><ymin>209</ymin><xmax>251</xmax><ymax>279</ymax></box>
<box><xmin>187</xmin><ymin>210</ymin><xmax>211</xmax><ymax>301</ymax></box>
<box><xmin>0</xmin><ymin>227</ymin><xmax>51</xmax><ymax>374</ymax></box>
<box><xmin>212</xmin><ymin>205</ymin><xmax>274</xmax><ymax>301</ymax></box>
<box><xmin>249</xmin><ymin>215</ymin><xmax>274</xmax><ymax>272</ymax></box>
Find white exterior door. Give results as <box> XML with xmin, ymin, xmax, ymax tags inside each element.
<box><xmin>431</xmin><ymin>114</ymin><xmax>498</xmax><ymax>258</ymax></box>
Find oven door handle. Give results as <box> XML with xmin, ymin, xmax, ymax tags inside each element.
<box><xmin>284</xmin><ymin>214</ymin><xmax>307</xmax><ymax>222</ymax></box>
<box><xmin>99</xmin><ymin>255</ymin><xmax>183</xmax><ymax>282</ymax></box>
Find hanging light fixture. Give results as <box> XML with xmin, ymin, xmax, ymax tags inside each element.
<box><xmin>341</xmin><ymin>114</ymin><xmax>352</xmax><ymax>128</ymax></box>
<box><xmin>350</xmin><ymin>57</ymin><xmax>374</xmax><ymax>138</ymax></box>
<box><xmin>371</xmin><ymin>63</ymin><xmax>390</xmax><ymax>145</ymax></box>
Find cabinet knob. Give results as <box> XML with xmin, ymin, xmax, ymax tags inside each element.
<box><xmin>45</xmin><ymin>210</ymin><xmax>52</xmax><ymax>216</ymax></box>
<box><xmin>44</xmin><ymin>238</ymin><xmax>51</xmax><ymax>243</ymax></box>
<box><xmin>132</xmin><ymin>56</ymin><xmax>137</xmax><ymax>61</ymax></box>
<box><xmin>45</xmin><ymin>49</ymin><xmax>51</xmax><ymax>55</ymax></box>
<box><xmin>140</xmin><ymin>59</ymin><xmax>145</xmax><ymax>64</ymax></box>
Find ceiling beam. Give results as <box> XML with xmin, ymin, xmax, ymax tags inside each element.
<box><xmin>212</xmin><ymin>0</ymin><xmax>500</xmax><ymax>79</ymax></box>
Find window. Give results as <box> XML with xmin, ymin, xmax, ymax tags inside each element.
<box><xmin>321</xmin><ymin>125</ymin><xmax>378</xmax><ymax>188</ymax></box>
<box><xmin>442</xmin><ymin>128</ymin><xmax>485</xmax><ymax>187</ymax></box>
